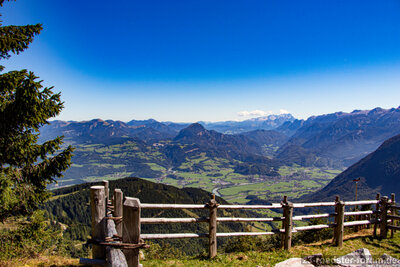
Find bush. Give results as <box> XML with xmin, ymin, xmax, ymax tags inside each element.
<box><xmin>0</xmin><ymin>210</ymin><xmax>89</xmax><ymax>262</ymax></box>
<box><xmin>0</xmin><ymin>211</ymin><xmax>62</xmax><ymax>260</ymax></box>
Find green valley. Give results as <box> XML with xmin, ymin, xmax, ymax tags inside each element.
<box><xmin>57</xmin><ymin>139</ymin><xmax>341</xmax><ymax>204</ymax></box>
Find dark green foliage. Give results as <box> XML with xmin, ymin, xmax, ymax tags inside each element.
<box><xmin>43</xmin><ymin>189</ymin><xmax>91</xmax><ymax>241</ymax></box>
<box><xmin>0</xmin><ymin>24</ymin><xmax>43</xmax><ymax>61</ymax></box>
<box><xmin>0</xmin><ymin>1</ymin><xmax>41</xmax><ymax>69</ymax></box>
<box><xmin>0</xmin><ymin>1</ymin><xmax>73</xmax><ymax>221</ymax></box>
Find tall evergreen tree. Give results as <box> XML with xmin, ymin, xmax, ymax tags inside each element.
<box><xmin>0</xmin><ymin>0</ymin><xmax>73</xmax><ymax>221</ymax></box>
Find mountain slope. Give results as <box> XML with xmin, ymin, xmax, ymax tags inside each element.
<box><xmin>174</xmin><ymin>123</ymin><xmax>262</xmax><ymax>156</ymax></box>
<box><xmin>241</xmin><ymin>129</ymin><xmax>288</xmax><ymax>147</ymax></box>
<box><xmin>303</xmin><ymin>133</ymin><xmax>400</xmax><ymax>202</ymax></box>
<box><xmin>241</xmin><ymin>129</ymin><xmax>288</xmax><ymax>156</ymax></box>
<box><xmin>170</xmin><ymin>123</ymin><xmax>281</xmax><ymax>175</ymax></box>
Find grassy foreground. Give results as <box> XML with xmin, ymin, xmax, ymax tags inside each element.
<box><xmin>3</xmin><ymin>229</ymin><xmax>400</xmax><ymax>266</ymax></box>
<box><xmin>143</xmin><ymin>229</ymin><xmax>400</xmax><ymax>267</ymax></box>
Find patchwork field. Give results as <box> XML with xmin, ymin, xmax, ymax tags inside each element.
<box><xmin>54</xmin><ymin>141</ymin><xmax>342</xmax><ymax>204</ymax></box>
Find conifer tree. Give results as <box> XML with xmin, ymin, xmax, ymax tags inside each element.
<box><xmin>0</xmin><ymin>0</ymin><xmax>73</xmax><ymax>221</ymax></box>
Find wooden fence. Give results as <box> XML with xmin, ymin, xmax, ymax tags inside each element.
<box><xmin>80</xmin><ymin>181</ymin><xmax>398</xmax><ymax>267</ymax></box>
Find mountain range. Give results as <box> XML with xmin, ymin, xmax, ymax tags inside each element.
<box><xmin>199</xmin><ymin>113</ymin><xmax>295</xmax><ymax>134</ymax></box>
<box><xmin>39</xmin><ymin>113</ymin><xmax>294</xmax><ymax>144</ymax></box>
<box><xmin>40</xmin><ymin>107</ymin><xmax>400</xmax><ymax>200</ymax></box>
<box><xmin>276</xmin><ymin>107</ymin><xmax>400</xmax><ymax>167</ymax></box>
<box><xmin>41</xmin><ymin>107</ymin><xmax>400</xmax><ymax>169</ymax></box>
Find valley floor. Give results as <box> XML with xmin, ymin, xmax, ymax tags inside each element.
<box><xmin>146</xmin><ymin>165</ymin><xmax>341</xmax><ymax>204</ymax></box>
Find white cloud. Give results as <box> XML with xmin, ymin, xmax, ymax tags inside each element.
<box><xmin>279</xmin><ymin>109</ymin><xmax>290</xmax><ymax>114</ymax></box>
<box><xmin>237</xmin><ymin>110</ymin><xmax>273</xmax><ymax>117</ymax></box>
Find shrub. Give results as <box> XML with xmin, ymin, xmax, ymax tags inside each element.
<box><xmin>0</xmin><ymin>211</ymin><xmax>62</xmax><ymax>260</ymax></box>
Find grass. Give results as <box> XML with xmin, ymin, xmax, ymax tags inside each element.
<box><xmin>142</xmin><ymin>229</ymin><xmax>400</xmax><ymax>266</ymax></box>
<box><xmin>146</xmin><ymin>163</ymin><xmax>167</xmax><ymax>171</ymax></box>
<box><xmin>2</xmin><ymin>256</ymin><xmax>79</xmax><ymax>267</ymax></box>
<box><xmin>4</xmin><ymin>229</ymin><xmax>399</xmax><ymax>266</ymax></box>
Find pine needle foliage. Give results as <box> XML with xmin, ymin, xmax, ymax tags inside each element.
<box><xmin>0</xmin><ymin>0</ymin><xmax>73</xmax><ymax>222</ymax></box>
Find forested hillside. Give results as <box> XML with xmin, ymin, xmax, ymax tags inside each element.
<box><xmin>44</xmin><ymin>177</ymin><xmax>255</xmax><ymax>255</ymax></box>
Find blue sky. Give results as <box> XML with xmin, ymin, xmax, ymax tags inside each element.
<box><xmin>2</xmin><ymin>0</ymin><xmax>400</xmax><ymax>122</ymax></box>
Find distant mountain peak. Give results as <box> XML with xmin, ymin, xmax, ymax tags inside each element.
<box><xmin>247</xmin><ymin>113</ymin><xmax>294</xmax><ymax>122</ymax></box>
<box><xmin>186</xmin><ymin>123</ymin><xmax>206</xmax><ymax>132</ymax></box>
<box><xmin>174</xmin><ymin>123</ymin><xmax>207</xmax><ymax>140</ymax></box>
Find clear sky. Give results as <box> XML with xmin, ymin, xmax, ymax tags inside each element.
<box><xmin>2</xmin><ymin>0</ymin><xmax>400</xmax><ymax>122</ymax></box>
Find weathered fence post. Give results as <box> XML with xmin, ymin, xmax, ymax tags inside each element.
<box><xmin>280</xmin><ymin>196</ymin><xmax>293</xmax><ymax>250</ymax></box>
<box><xmin>207</xmin><ymin>194</ymin><xmax>218</xmax><ymax>259</ymax></box>
<box><xmin>102</xmin><ymin>180</ymin><xmax>109</xmax><ymax>205</ymax></box>
<box><xmin>373</xmin><ymin>193</ymin><xmax>380</xmax><ymax>237</ymax></box>
<box><xmin>280</xmin><ymin>196</ymin><xmax>286</xmax><ymax>249</ymax></box>
<box><xmin>391</xmin><ymin>193</ymin><xmax>396</xmax><ymax>238</ymax></box>
<box><xmin>123</xmin><ymin>197</ymin><xmax>141</xmax><ymax>267</ymax></box>
<box><xmin>334</xmin><ymin>198</ymin><xmax>345</xmax><ymax>247</ymax></box>
<box><xmin>90</xmin><ymin>185</ymin><xmax>106</xmax><ymax>260</ymax></box>
<box><xmin>114</xmin><ymin>189</ymin><xmax>124</xmax><ymax>236</ymax></box>
<box><xmin>332</xmin><ymin>196</ymin><xmax>339</xmax><ymax>244</ymax></box>
<box><xmin>380</xmin><ymin>196</ymin><xmax>389</xmax><ymax>239</ymax></box>
<box><xmin>283</xmin><ymin>198</ymin><xmax>293</xmax><ymax>250</ymax></box>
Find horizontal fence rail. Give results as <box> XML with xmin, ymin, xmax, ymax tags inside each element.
<box><xmin>217</xmin><ymin>204</ymin><xmax>282</xmax><ymax>209</ymax></box>
<box><xmin>216</xmin><ymin>231</ymin><xmax>279</xmax><ymax>237</ymax></box>
<box><xmin>292</xmin><ymin>202</ymin><xmax>336</xmax><ymax>208</ymax></box>
<box><xmin>217</xmin><ymin>217</ymin><xmax>284</xmax><ymax>222</ymax></box>
<box><xmin>344</xmin><ymin>200</ymin><xmax>380</xmax><ymax>206</ymax></box>
<box><xmin>141</xmin><ymin>217</ymin><xmax>208</xmax><ymax>224</ymax></box>
<box><xmin>87</xmin><ymin>182</ymin><xmax>398</xmax><ymax>267</ymax></box>
<box><xmin>141</xmin><ymin>233</ymin><xmax>208</xmax><ymax>239</ymax></box>
<box><xmin>294</xmin><ymin>223</ymin><xmax>336</xmax><ymax>232</ymax></box>
<box><xmin>140</xmin><ymin>203</ymin><xmax>206</xmax><ymax>209</ymax></box>
<box><xmin>293</xmin><ymin>213</ymin><xmax>334</xmax><ymax>220</ymax></box>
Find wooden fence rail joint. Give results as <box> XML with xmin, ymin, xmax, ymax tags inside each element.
<box><xmin>88</xmin><ymin>239</ymin><xmax>149</xmax><ymax>249</ymax></box>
